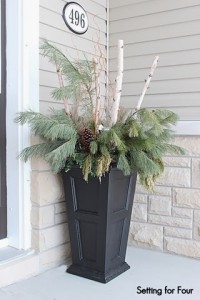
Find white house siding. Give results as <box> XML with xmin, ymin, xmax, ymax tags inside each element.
<box><xmin>32</xmin><ymin>0</ymin><xmax>107</xmax><ymax>270</ymax></box>
<box><xmin>110</xmin><ymin>0</ymin><xmax>200</xmax><ymax>259</ymax></box>
<box><xmin>109</xmin><ymin>0</ymin><xmax>200</xmax><ymax>121</ymax></box>
<box><xmin>39</xmin><ymin>0</ymin><xmax>107</xmax><ymax>114</ymax></box>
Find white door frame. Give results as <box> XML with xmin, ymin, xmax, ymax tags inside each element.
<box><xmin>6</xmin><ymin>0</ymin><xmax>39</xmax><ymax>249</ymax></box>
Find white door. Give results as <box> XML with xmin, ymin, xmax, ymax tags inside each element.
<box><xmin>0</xmin><ymin>0</ymin><xmax>7</xmax><ymax>240</ymax></box>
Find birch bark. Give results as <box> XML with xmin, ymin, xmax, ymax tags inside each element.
<box><xmin>110</xmin><ymin>40</ymin><xmax>124</xmax><ymax>126</ymax></box>
<box><xmin>136</xmin><ymin>56</ymin><xmax>159</xmax><ymax>110</ymax></box>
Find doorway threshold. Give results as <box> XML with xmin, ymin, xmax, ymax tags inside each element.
<box><xmin>0</xmin><ymin>246</ymin><xmax>34</xmax><ymax>265</ymax></box>
<box><xmin>0</xmin><ymin>247</ymin><xmax>39</xmax><ymax>288</ymax></box>
<box><xmin>0</xmin><ymin>238</ymin><xmax>8</xmax><ymax>248</ymax></box>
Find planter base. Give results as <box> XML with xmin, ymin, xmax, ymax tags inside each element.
<box><xmin>62</xmin><ymin>166</ymin><xmax>137</xmax><ymax>283</ymax></box>
<box><xmin>67</xmin><ymin>262</ymin><xmax>130</xmax><ymax>283</ymax></box>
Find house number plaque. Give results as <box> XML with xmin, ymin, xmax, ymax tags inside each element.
<box><xmin>62</xmin><ymin>2</ymin><xmax>89</xmax><ymax>35</ymax></box>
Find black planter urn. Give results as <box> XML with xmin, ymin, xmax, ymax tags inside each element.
<box><xmin>62</xmin><ymin>166</ymin><xmax>137</xmax><ymax>283</ymax></box>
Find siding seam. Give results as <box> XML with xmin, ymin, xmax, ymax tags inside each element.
<box><xmin>110</xmin><ymin>18</ymin><xmax>200</xmax><ymax>35</ymax></box>
<box><xmin>110</xmin><ymin>4</ymin><xmax>200</xmax><ymax>21</ymax></box>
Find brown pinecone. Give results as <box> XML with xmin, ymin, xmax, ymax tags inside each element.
<box><xmin>80</xmin><ymin>128</ymin><xmax>94</xmax><ymax>150</ymax></box>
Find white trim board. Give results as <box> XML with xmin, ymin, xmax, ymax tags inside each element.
<box><xmin>175</xmin><ymin>121</ymin><xmax>200</xmax><ymax>136</ymax></box>
<box><xmin>6</xmin><ymin>0</ymin><xmax>39</xmax><ymax>249</ymax></box>
<box><xmin>0</xmin><ymin>239</ymin><xmax>8</xmax><ymax>249</ymax></box>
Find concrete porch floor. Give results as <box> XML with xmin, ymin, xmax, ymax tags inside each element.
<box><xmin>0</xmin><ymin>247</ymin><xmax>200</xmax><ymax>300</ymax></box>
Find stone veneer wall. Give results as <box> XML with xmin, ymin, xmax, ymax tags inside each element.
<box><xmin>31</xmin><ymin>156</ymin><xmax>70</xmax><ymax>270</ymax></box>
<box><xmin>129</xmin><ymin>136</ymin><xmax>200</xmax><ymax>259</ymax></box>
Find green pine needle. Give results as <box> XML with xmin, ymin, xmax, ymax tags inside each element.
<box><xmin>117</xmin><ymin>153</ymin><xmax>131</xmax><ymax>176</ymax></box>
<box><xmin>46</xmin><ymin>138</ymin><xmax>77</xmax><ymax>172</ymax></box>
<box><xmin>19</xmin><ymin>141</ymin><xmax>65</xmax><ymax>162</ymax></box>
<box><xmin>82</xmin><ymin>154</ymin><xmax>92</xmax><ymax>181</ymax></box>
<box><xmin>90</xmin><ymin>141</ymin><xmax>98</xmax><ymax>154</ymax></box>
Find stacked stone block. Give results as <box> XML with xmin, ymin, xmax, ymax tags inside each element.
<box><xmin>129</xmin><ymin>136</ymin><xmax>200</xmax><ymax>260</ymax></box>
<box><xmin>31</xmin><ymin>169</ymin><xmax>71</xmax><ymax>270</ymax></box>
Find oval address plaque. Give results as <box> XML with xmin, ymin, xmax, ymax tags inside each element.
<box><xmin>62</xmin><ymin>2</ymin><xmax>89</xmax><ymax>35</ymax></box>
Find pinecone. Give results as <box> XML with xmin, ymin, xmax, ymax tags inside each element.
<box><xmin>80</xmin><ymin>128</ymin><xmax>94</xmax><ymax>150</ymax></box>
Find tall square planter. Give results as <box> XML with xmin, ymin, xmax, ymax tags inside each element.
<box><xmin>62</xmin><ymin>166</ymin><xmax>137</xmax><ymax>283</ymax></box>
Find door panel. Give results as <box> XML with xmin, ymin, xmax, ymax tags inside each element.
<box><xmin>0</xmin><ymin>0</ymin><xmax>7</xmax><ymax>239</ymax></box>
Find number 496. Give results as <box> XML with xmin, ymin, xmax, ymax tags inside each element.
<box><xmin>69</xmin><ymin>9</ymin><xmax>85</xmax><ymax>28</ymax></box>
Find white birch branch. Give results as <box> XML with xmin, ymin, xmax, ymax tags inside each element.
<box><xmin>136</xmin><ymin>56</ymin><xmax>159</xmax><ymax>111</ymax></box>
<box><xmin>94</xmin><ymin>58</ymin><xmax>101</xmax><ymax>134</ymax></box>
<box><xmin>110</xmin><ymin>40</ymin><xmax>124</xmax><ymax>126</ymax></box>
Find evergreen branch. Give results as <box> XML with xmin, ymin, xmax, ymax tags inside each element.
<box><xmin>130</xmin><ymin>149</ymin><xmax>160</xmax><ymax>176</ymax></box>
<box><xmin>100</xmin><ymin>145</ymin><xmax>109</xmax><ymax>156</ymax></box>
<box><xmin>51</xmin><ymin>86</ymin><xmax>77</xmax><ymax>101</ymax></box>
<box><xmin>15</xmin><ymin>111</ymin><xmax>42</xmax><ymax>125</ymax></box>
<box><xmin>96</xmin><ymin>157</ymin><xmax>103</xmax><ymax>178</ymax></box>
<box><xmin>162</xmin><ymin>143</ymin><xmax>186</xmax><ymax>155</ymax></box>
<box><xmin>46</xmin><ymin>138</ymin><xmax>77</xmax><ymax>173</ymax></box>
<box><xmin>45</xmin><ymin>124</ymin><xmax>77</xmax><ymax>141</ymax></box>
<box><xmin>82</xmin><ymin>154</ymin><xmax>92</xmax><ymax>181</ymax></box>
<box><xmin>138</xmin><ymin>109</ymin><xmax>161</xmax><ymax>129</ymax></box>
<box><xmin>19</xmin><ymin>141</ymin><xmax>65</xmax><ymax>162</ymax></box>
<box><xmin>90</xmin><ymin>141</ymin><xmax>98</xmax><ymax>154</ymax></box>
<box><xmin>40</xmin><ymin>40</ymin><xmax>80</xmax><ymax>77</ymax></box>
<box><xmin>139</xmin><ymin>158</ymin><xmax>164</xmax><ymax>190</ymax></box>
<box><xmin>15</xmin><ymin>110</ymin><xmax>77</xmax><ymax>141</ymax></box>
<box><xmin>154</xmin><ymin>109</ymin><xmax>178</xmax><ymax>126</ymax></box>
<box><xmin>40</xmin><ymin>40</ymin><xmax>95</xmax><ymax>101</ymax></box>
<box><xmin>96</xmin><ymin>154</ymin><xmax>112</xmax><ymax>178</ymax></box>
<box><xmin>109</xmin><ymin>129</ymin><xmax>126</xmax><ymax>151</ymax></box>
<box><xmin>117</xmin><ymin>153</ymin><xmax>131</xmax><ymax>175</ymax></box>
<box><xmin>128</xmin><ymin>122</ymin><xmax>139</xmax><ymax>138</ymax></box>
